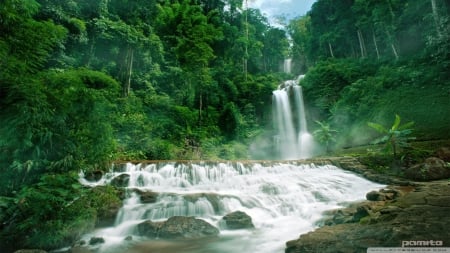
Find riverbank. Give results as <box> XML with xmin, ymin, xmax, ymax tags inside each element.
<box><xmin>285</xmin><ymin>180</ymin><xmax>450</xmax><ymax>252</ymax></box>
<box><xmin>285</xmin><ymin>149</ymin><xmax>450</xmax><ymax>252</ymax></box>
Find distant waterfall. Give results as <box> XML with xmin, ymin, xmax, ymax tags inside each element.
<box><xmin>272</xmin><ymin>75</ymin><xmax>313</xmax><ymax>159</ymax></box>
<box><xmin>283</xmin><ymin>58</ymin><xmax>292</xmax><ymax>73</ymax></box>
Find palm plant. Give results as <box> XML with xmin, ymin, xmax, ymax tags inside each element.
<box><xmin>313</xmin><ymin>120</ymin><xmax>338</xmax><ymax>153</ymax></box>
<box><xmin>368</xmin><ymin>114</ymin><xmax>415</xmax><ymax>158</ymax></box>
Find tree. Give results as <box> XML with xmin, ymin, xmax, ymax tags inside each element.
<box><xmin>219</xmin><ymin>102</ymin><xmax>241</xmax><ymax>139</ymax></box>
<box><xmin>313</xmin><ymin>120</ymin><xmax>338</xmax><ymax>153</ymax></box>
<box><xmin>368</xmin><ymin>114</ymin><xmax>415</xmax><ymax>158</ymax></box>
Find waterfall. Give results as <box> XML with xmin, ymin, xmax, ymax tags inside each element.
<box><xmin>273</xmin><ymin>75</ymin><xmax>313</xmax><ymax>159</ymax></box>
<box><xmin>283</xmin><ymin>58</ymin><xmax>292</xmax><ymax>73</ymax></box>
<box><xmin>79</xmin><ymin>161</ymin><xmax>383</xmax><ymax>253</ymax></box>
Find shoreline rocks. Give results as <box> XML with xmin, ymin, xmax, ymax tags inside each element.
<box><xmin>285</xmin><ymin>181</ymin><xmax>450</xmax><ymax>252</ymax></box>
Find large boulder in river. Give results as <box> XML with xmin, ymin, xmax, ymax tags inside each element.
<box><xmin>133</xmin><ymin>189</ymin><xmax>158</xmax><ymax>203</ymax></box>
<box><xmin>110</xmin><ymin>173</ymin><xmax>130</xmax><ymax>187</ymax></box>
<box><xmin>84</xmin><ymin>170</ymin><xmax>103</xmax><ymax>182</ymax></box>
<box><xmin>404</xmin><ymin>157</ymin><xmax>450</xmax><ymax>181</ymax></box>
<box><xmin>138</xmin><ymin>216</ymin><xmax>219</xmax><ymax>239</ymax></box>
<box><xmin>221</xmin><ymin>211</ymin><xmax>254</xmax><ymax>229</ymax></box>
<box><xmin>14</xmin><ymin>250</ymin><xmax>47</xmax><ymax>253</ymax></box>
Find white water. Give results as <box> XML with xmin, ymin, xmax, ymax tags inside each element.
<box><xmin>79</xmin><ymin>161</ymin><xmax>382</xmax><ymax>253</ymax></box>
<box><xmin>283</xmin><ymin>58</ymin><xmax>292</xmax><ymax>73</ymax></box>
<box><xmin>273</xmin><ymin>76</ymin><xmax>313</xmax><ymax>159</ymax></box>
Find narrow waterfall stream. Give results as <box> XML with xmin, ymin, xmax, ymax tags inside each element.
<box><xmin>79</xmin><ymin>161</ymin><xmax>383</xmax><ymax>253</ymax></box>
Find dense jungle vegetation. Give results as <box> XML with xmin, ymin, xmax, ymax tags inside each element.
<box><xmin>0</xmin><ymin>0</ymin><xmax>449</xmax><ymax>251</ymax></box>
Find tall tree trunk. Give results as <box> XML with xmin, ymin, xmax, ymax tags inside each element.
<box><xmin>125</xmin><ymin>48</ymin><xmax>134</xmax><ymax>97</ymax></box>
<box><xmin>372</xmin><ymin>29</ymin><xmax>380</xmax><ymax>59</ymax></box>
<box><xmin>122</xmin><ymin>46</ymin><xmax>134</xmax><ymax>97</ymax></box>
<box><xmin>431</xmin><ymin>0</ymin><xmax>441</xmax><ymax>36</ymax></box>
<box><xmin>328</xmin><ymin>42</ymin><xmax>335</xmax><ymax>58</ymax></box>
<box><xmin>244</xmin><ymin>0</ymin><xmax>249</xmax><ymax>81</ymax></box>
<box><xmin>357</xmin><ymin>29</ymin><xmax>367</xmax><ymax>58</ymax></box>
<box><xmin>385</xmin><ymin>28</ymin><xmax>399</xmax><ymax>60</ymax></box>
<box><xmin>198</xmin><ymin>92</ymin><xmax>203</xmax><ymax>126</ymax></box>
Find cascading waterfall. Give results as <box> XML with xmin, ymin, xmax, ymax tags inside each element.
<box><xmin>79</xmin><ymin>161</ymin><xmax>383</xmax><ymax>253</ymax></box>
<box><xmin>273</xmin><ymin>75</ymin><xmax>313</xmax><ymax>159</ymax></box>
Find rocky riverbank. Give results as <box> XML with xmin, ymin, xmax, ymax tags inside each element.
<box><xmin>285</xmin><ymin>181</ymin><xmax>450</xmax><ymax>252</ymax></box>
<box><xmin>285</xmin><ymin>150</ymin><xmax>450</xmax><ymax>253</ymax></box>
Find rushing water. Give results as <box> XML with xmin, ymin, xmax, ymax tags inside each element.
<box><xmin>273</xmin><ymin>76</ymin><xmax>313</xmax><ymax>159</ymax></box>
<box><xmin>79</xmin><ymin>161</ymin><xmax>382</xmax><ymax>253</ymax></box>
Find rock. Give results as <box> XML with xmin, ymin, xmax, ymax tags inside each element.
<box><xmin>138</xmin><ymin>216</ymin><xmax>219</xmax><ymax>239</ymax></box>
<box><xmin>404</xmin><ymin>157</ymin><xmax>450</xmax><ymax>181</ymax></box>
<box><xmin>320</xmin><ymin>201</ymin><xmax>385</xmax><ymax>226</ymax></box>
<box><xmin>84</xmin><ymin>170</ymin><xmax>103</xmax><ymax>182</ymax></box>
<box><xmin>124</xmin><ymin>235</ymin><xmax>133</xmax><ymax>241</ymax></box>
<box><xmin>70</xmin><ymin>246</ymin><xmax>93</xmax><ymax>253</ymax></box>
<box><xmin>89</xmin><ymin>237</ymin><xmax>105</xmax><ymax>245</ymax></box>
<box><xmin>285</xmin><ymin>182</ymin><xmax>450</xmax><ymax>253</ymax></box>
<box><xmin>135</xmin><ymin>189</ymin><xmax>158</xmax><ymax>203</ymax></box>
<box><xmin>110</xmin><ymin>173</ymin><xmax>130</xmax><ymax>187</ymax></box>
<box><xmin>436</xmin><ymin>147</ymin><xmax>450</xmax><ymax>162</ymax></box>
<box><xmin>137</xmin><ymin>220</ymin><xmax>164</xmax><ymax>237</ymax></box>
<box><xmin>366</xmin><ymin>191</ymin><xmax>386</xmax><ymax>201</ymax></box>
<box><xmin>90</xmin><ymin>186</ymin><xmax>122</xmax><ymax>227</ymax></box>
<box><xmin>221</xmin><ymin>211</ymin><xmax>255</xmax><ymax>229</ymax></box>
<box><xmin>14</xmin><ymin>250</ymin><xmax>47</xmax><ymax>253</ymax></box>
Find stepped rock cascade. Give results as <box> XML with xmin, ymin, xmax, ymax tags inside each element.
<box><xmin>273</xmin><ymin>76</ymin><xmax>313</xmax><ymax>159</ymax></box>
<box><xmin>79</xmin><ymin>161</ymin><xmax>383</xmax><ymax>253</ymax></box>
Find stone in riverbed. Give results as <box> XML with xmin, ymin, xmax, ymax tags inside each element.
<box><xmin>89</xmin><ymin>237</ymin><xmax>105</xmax><ymax>245</ymax></box>
<box><xmin>221</xmin><ymin>210</ymin><xmax>255</xmax><ymax>229</ymax></box>
<box><xmin>14</xmin><ymin>250</ymin><xmax>47</xmax><ymax>253</ymax></box>
<box><xmin>110</xmin><ymin>173</ymin><xmax>130</xmax><ymax>187</ymax></box>
<box><xmin>138</xmin><ymin>216</ymin><xmax>219</xmax><ymax>239</ymax></box>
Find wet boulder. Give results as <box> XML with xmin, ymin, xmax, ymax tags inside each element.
<box><xmin>138</xmin><ymin>216</ymin><xmax>219</xmax><ymax>239</ymax></box>
<box><xmin>89</xmin><ymin>237</ymin><xmax>105</xmax><ymax>245</ymax></box>
<box><xmin>134</xmin><ymin>189</ymin><xmax>158</xmax><ymax>203</ymax></box>
<box><xmin>84</xmin><ymin>170</ymin><xmax>103</xmax><ymax>182</ymax></box>
<box><xmin>137</xmin><ymin>220</ymin><xmax>164</xmax><ymax>238</ymax></box>
<box><xmin>14</xmin><ymin>250</ymin><xmax>47</xmax><ymax>253</ymax></box>
<box><xmin>221</xmin><ymin>211</ymin><xmax>255</xmax><ymax>229</ymax></box>
<box><xmin>110</xmin><ymin>173</ymin><xmax>130</xmax><ymax>187</ymax></box>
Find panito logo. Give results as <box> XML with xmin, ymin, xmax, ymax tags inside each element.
<box><xmin>402</xmin><ymin>240</ymin><xmax>444</xmax><ymax>247</ymax></box>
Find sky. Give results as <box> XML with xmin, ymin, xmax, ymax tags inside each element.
<box><xmin>248</xmin><ymin>0</ymin><xmax>316</xmax><ymax>25</ymax></box>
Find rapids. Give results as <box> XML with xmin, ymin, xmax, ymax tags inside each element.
<box><xmin>79</xmin><ymin>161</ymin><xmax>383</xmax><ymax>253</ymax></box>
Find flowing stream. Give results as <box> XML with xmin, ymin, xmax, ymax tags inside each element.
<box><xmin>79</xmin><ymin>161</ymin><xmax>382</xmax><ymax>253</ymax></box>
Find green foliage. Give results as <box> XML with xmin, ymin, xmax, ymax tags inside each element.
<box><xmin>302</xmin><ymin>59</ymin><xmax>377</xmax><ymax>113</ymax></box>
<box><xmin>0</xmin><ymin>173</ymin><xmax>121</xmax><ymax>250</ymax></box>
<box><xmin>313</xmin><ymin>121</ymin><xmax>338</xmax><ymax>153</ymax></box>
<box><xmin>0</xmin><ymin>68</ymin><xmax>119</xmax><ymax>195</ymax></box>
<box><xmin>368</xmin><ymin>114</ymin><xmax>415</xmax><ymax>158</ymax></box>
<box><xmin>219</xmin><ymin>102</ymin><xmax>241</xmax><ymax>140</ymax></box>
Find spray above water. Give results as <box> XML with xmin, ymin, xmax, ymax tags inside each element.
<box><xmin>273</xmin><ymin>75</ymin><xmax>313</xmax><ymax>159</ymax></box>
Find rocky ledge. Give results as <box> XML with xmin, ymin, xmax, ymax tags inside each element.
<box><xmin>285</xmin><ymin>181</ymin><xmax>450</xmax><ymax>253</ymax></box>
